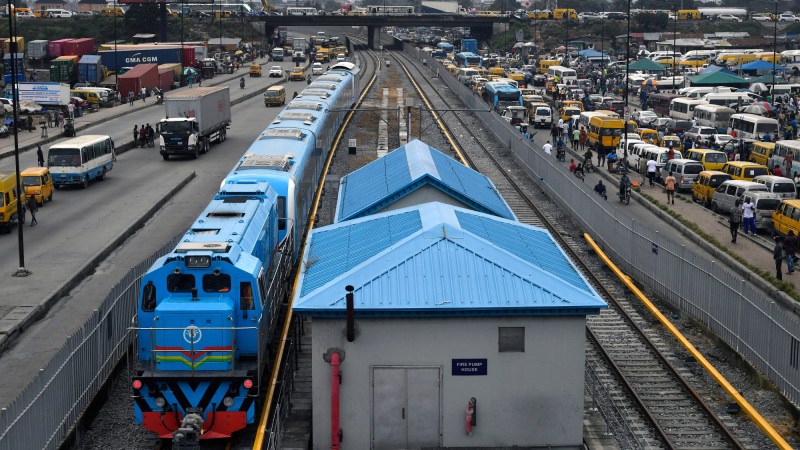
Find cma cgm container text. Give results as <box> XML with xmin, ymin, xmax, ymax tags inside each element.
<box><xmin>99</xmin><ymin>48</ymin><xmax>184</xmax><ymax>73</ymax></box>
<box><xmin>62</xmin><ymin>38</ymin><xmax>96</xmax><ymax>58</ymax></box>
<box><xmin>117</xmin><ymin>64</ymin><xmax>159</xmax><ymax>98</ymax></box>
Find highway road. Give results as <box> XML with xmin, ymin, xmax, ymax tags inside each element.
<box><xmin>0</xmin><ymin>60</ymin><xmax>312</xmax><ymax>407</ymax></box>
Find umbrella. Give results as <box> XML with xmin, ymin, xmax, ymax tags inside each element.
<box><xmin>235</xmin><ymin>50</ymin><xmax>244</xmax><ymax>56</ymax></box>
<box><xmin>751</xmin><ymin>101</ymin><xmax>772</xmax><ymax>110</ymax></box>
<box><xmin>743</xmin><ymin>104</ymin><xmax>770</xmax><ymax>115</ymax></box>
<box><xmin>749</xmin><ymin>82</ymin><xmax>769</xmax><ymax>93</ymax></box>
<box><xmin>183</xmin><ymin>67</ymin><xmax>198</xmax><ymax>76</ymax></box>
<box><xmin>641</xmin><ymin>79</ymin><xmax>658</xmax><ymax>87</ymax></box>
<box><xmin>513</xmin><ymin>42</ymin><xmax>525</xmax><ymax>49</ymax></box>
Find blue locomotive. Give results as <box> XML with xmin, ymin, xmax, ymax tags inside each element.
<box><xmin>131</xmin><ymin>62</ymin><xmax>360</xmax><ymax>441</ymax></box>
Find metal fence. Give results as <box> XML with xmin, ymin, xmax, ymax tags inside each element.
<box><xmin>405</xmin><ymin>43</ymin><xmax>800</xmax><ymax>407</ymax></box>
<box><xmin>0</xmin><ymin>236</ymin><xmax>179</xmax><ymax>450</ymax></box>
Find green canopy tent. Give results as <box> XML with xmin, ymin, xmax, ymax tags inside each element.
<box><xmin>627</xmin><ymin>58</ymin><xmax>667</xmax><ymax>72</ymax></box>
<box><xmin>689</xmin><ymin>71</ymin><xmax>750</xmax><ymax>88</ymax></box>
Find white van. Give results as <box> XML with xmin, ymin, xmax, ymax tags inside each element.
<box><xmin>47</xmin><ymin>9</ymin><xmax>73</xmax><ymax>17</ymax></box>
<box><xmin>712</xmin><ymin>180</ymin><xmax>769</xmax><ymax>213</ymax></box>
<box><xmin>660</xmin><ymin>158</ymin><xmax>704</xmax><ymax>190</ymax></box>
<box><xmin>679</xmin><ymin>86</ymin><xmax>734</xmax><ymax>98</ymax></box>
<box><xmin>531</xmin><ymin>104</ymin><xmax>552</xmax><ymax>128</ymax></box>
<box><xmin>639</xmin><ymin>147</ymin><xmax>684</xmax><ymax>177</ymax></box>
<box><xmin>457</xmin><ymin>68</ymin><xmax>480</xmax><ymax>85</ymax></box>
<box><xmin>752</xmin><ymin>175</ymin><xmax>797</xmax><ymax>200</ymax></box>
<box><xmin>629</xmin><ymin>143</ymin><xmax>661</xmax><ymax>172</ymax></box>
<box><xmin>701</xmin><ymin>92</ymin><xmax>754</xmax><ymax>109</ymax></box>
<box><xmin>741</xmin><ymin>191</ymin><xmax>782</xmax><ymax>230</ymax></box>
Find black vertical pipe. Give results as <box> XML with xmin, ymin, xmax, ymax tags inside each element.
<box><xmin>345</xmin><ymin>285</ymin><xmax>355</xmax><ymax>342</ymax></box>
<box><xmin>8</xmin><ymin>2</ymin><xmax>24</xmax><ymax>271</ymax></box>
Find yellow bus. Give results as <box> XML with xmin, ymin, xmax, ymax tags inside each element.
<box><xmin>538</xmin><ymin>59</ymin><xmax>560</xmax><ymax>74</ymax></box>
<box><xmin>552</xmin><ymin>8</ymin><xmax>577</xmax><ymax>19</ymax></box>
<box><xmin>587</xmin><ymin>116</ymin><xmax>625</xmax><ymax>153</ymax></box>
<box><xmin>527</xmin><ymin>10</ymin><xmax>550</xmax><ymax>19</ymax></box>
<box><xmin>0</xmin><ymin>171</ymin><xmax>24</xmax><ymax>232</ymax></box>
<box><xmin>677</xmin><ymin>9</ymin><xmax>702</xmax><ymax>20</ymax></box>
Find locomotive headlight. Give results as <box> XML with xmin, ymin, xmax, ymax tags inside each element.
<box><xmin>223</xmin><ymin>397</ymin><xmax>234</xmax><ymax>407</ymax></box>
<box><xmin>155</xmin><ymin>397</ymin><xmax>166</xmax><ymax>408</ymax></box>
<box><xmin>185</xmin><ymin>255</ymin><xmax>211</xmax><ymax>268</ymax></box>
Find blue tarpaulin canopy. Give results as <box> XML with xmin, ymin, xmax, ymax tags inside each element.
<box><xmin>741</xmin><ymin>60</ymin><xmax>787</xmax><ymax>71</ymax></box>
<box><xmin>579</xmin><ymin>49</ymin><xmax>608</xmax><ymax>58</ymax></box>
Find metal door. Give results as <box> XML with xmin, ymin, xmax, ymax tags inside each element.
<box><xmin>372</xmin><ymin>367</ymin><xmax>440</xmax><ymax>449</ymax></box>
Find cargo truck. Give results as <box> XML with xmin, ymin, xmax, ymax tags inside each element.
<box><xmin>157</xmin><ymin>86</ymin><xmax>231</xmax><ymax>160</ymax></box>
<box><xmin>8</xmin><ymin>82</ymin><xmax>70</xmax><ymax>106</ymax></box>
<box><xmin>421</xmin><ymin>1</ymin><xmax>468</xmax><ymax>14</ymax></box>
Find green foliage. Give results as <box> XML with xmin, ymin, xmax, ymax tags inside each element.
<box><xmin>636</xmin><ymin>12</ymin><xmax>669</xmax><ymax>32</ymax></box>
<box><xmin>123</xmin><ymin>4</ymin><xmax>161</xmax><ymax>36</ymax></box>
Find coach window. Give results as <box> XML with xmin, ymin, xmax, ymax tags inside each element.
<box><xmin>240</xmin><ymin>282</ymin><xmax>255</xmax><ymax>310</ymax></box>
<box><xmin>277</xmin><ymin>196</ymin><xmax>287</xmax><ymax>230</ymax></box>
<box><xmin>167</xmin><ymin>274</ymin><xmax>195</xmax><ymax>293</ymax></box>
<box><xmin>203</xmin><ymin>273</ymin><xmax>231</xmax><ymax>292</ymax></box>
<box><xmin>142</xmin><ymin>281</ymin><xmax>156</xmax><ymax>312</ymax></box>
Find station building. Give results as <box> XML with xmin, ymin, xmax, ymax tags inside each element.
<box><xmin>293</xmin><ymin>201</ymin><xmax>607</xmax><ymax>449</ymax></box>
<box><xmin>335</xmin><ymin>139</ymin><xmax>516</xmax><ymax>223</ymax></box>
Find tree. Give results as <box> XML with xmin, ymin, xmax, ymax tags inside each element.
<box><xmin>635</xmin><ymin>12</ymin><xmax>669</xmax><ymax>31</ymax></box>
<box><xmin>123</xmin><ymin>3</ymin><xmax>160</xmax><ymax>37</ymax></box>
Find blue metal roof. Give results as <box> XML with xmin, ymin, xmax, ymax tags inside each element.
<box><xmin>294</xmin><ymin>203</ymin><xmax>606</xmax><ymax>318</ymax></box>
<box><xmin>335</xmin><ymin>140</ymin><xmax>516</xmax><ymax>222</ymax></box>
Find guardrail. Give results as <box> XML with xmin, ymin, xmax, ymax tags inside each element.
<box><xmin>404</xmin><ymin>43</ymin><xmax>800</xmax><ymax>408</ymax></box>
<box><xmin>0</xmin><ymin>235</ymin><xmax>180</xmax><ymax>450</ymax></box>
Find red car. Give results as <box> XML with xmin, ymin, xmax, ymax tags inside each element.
<box><xmin>70</xmin><ymin>96</ymin><xmax>88</xmax><ymax>108</ymax></box>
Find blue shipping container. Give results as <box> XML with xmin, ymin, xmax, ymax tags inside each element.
<box><xmin>78</xmin><ymin>55</ymin><xmax>103</xmax><ymax>83</ymax></box>
<box><xmin>2</xmin><ymin>53</ymin><xmax>24</xmax><ymax>74</ymax></box>
<box><xmin>5</xmin><ymin>73</ymin><xmax>25</xmax><ymax>84</ymax></box>
<box><xmin>99</xmin><ymin>48</ymin><xmax>182</xmax><ymax>73</ymax></box>
<box><xmin>461</xmin><ymin>39</ymin><xmax>478</xmax><ymax>53</ymax></box>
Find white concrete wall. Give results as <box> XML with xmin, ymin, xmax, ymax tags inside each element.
<box><xmin>309</xmin><ymin>315</ymin><xmax>586</xmax><ymax>449</ymax></box>
<box><xmin>379</xmin><ymin>185</ymin><xmax>472</xmax><ymax>214</ymax></box>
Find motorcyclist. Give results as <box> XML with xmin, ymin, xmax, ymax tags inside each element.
<box><xmin>574</xmin><ymin>162</ymin><xmax>584</xmax><ymax>178</ymax></box>
<box><xmin>240</xmin><ymin>76</ymin><xmax>245</xmax><ymax>89</ymax></box>
<box><xmin>583</xmin><ymin>149</ymin><xmax>594</xmax><ymax>171</ymax></box>
<box><xmin>307</xmin><ymin>74</ymin><xmax>312</xmax><ymax>85</ymax></box>
<box><xmin>619</xmin><ymin>173</ymin><xmax>631</xmax><ymax>199</ymax></box>
<box><xmin>556</xmin><ymin>137</ymin><xmax>565</xmax><ymax>160</ymax></box>
<box><xmin>594</xmin><ymin>180</ymin><xmax>607</xmax><ymax>199</ymax></box>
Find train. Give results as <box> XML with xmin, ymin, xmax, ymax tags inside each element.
<box><xmin>130</xmin><ymin>61</ymin><xmax>361</xmax><ymax>443</ymax></box>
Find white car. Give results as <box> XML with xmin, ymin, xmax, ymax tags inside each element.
<box><xmin>779</xmin><ymin>12</ymin><xmax>800</xmax><ymax>22</ymax></box>
<box><xmin>311</xmin><ymin>62</ymin><xmax>323</xmax><ymax>75</ymax></box>
<box><xmin>268</xmin><ymin>65</ymin><xmax>283</xmax><ymax>77</ymax></box>
<box><xmin>634</xmin><ymin>110</ymin><xmax>658</xmax><ymax>126</ymax></box>
<box><xmin>336</xmin><ymin>54</ymin><xmax>345</xmax><ymax>62</ymax></box>
<box><xmin>47</xmin><ymin>9</ymin><xmax>73</xmax><ymax>18</ymax></box>
<box><xmin>717</xmin><ymin>14</ymin><xmax>742</xmax><ymax>22</ymax></box>
<box><xmin>710</xmin><ymin>134</ymin><xmax>733</xmax><ymax>148</ymax></box>
<box><xmin>753</xmin><ymin>14</ymin><xmax>772</xmax><ymax>21</ymax></box>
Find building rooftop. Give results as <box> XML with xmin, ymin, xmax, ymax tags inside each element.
<box><xmin>294</xmin><ymin>202</ymin><xmax>607</xmax><ymax>318</ymax></box>
<box><xmin>335</xmin><ymin>139</ymin><xmax>516</xmax><ymax>223</ymax></box>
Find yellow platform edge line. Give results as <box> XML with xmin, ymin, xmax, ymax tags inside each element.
<box><xmin>583</xmin><ymin>232</ymin><xmax>791</xmax><ymax>449</ymax></box>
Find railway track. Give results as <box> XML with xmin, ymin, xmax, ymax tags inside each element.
<box><xmin>391</xmin><ymin>49</ymin><xmax>758</xmax><ymax>449</ymax></box>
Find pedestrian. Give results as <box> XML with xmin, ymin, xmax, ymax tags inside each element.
<box><xmin>667</xmin><ymin>145</ymin><xmax>674</xmax><ymax>161</ymax></box>
<box><xmin>139</xmin><ymin>125</ymin><xmax>147</xmax><ymax>147</ymax></box>
<box><xmin>67</xmin><ymin>102</ymin><xmax>75</xmax><ymax>119</ymax></box>
<box><xmin>729</xmin><ymin>199</ymin><xmax>742</xmax><ymax>243</ymax></box>
<box><xmin>579</xmin><ymin>127</ymin><xmax>587</xmax><ymax>151</ymax></box>
<box><xmin>27</xmin><ymin>195</ymin><xmax>37</xmax><ymax>227</ymax></box>
<box><xmin>786</xmin><ymin>150</ymin><xmax>794</xmax><ymax>178</ymax></box>
<box><xmin>742</xmin><ymin>197</ymin><xmax>756</xmax><ymax>236</ymax></box>
<box><xmin>785</xmin><ymin>230</ymin><xmax>798</xmax><ymax>274</ymax></box>
<box><xmin>37</xmin><ymin>144</ymin><xmax>44</xmax><ymax>167</ymax></box>
<box><xmin>133</xmin><ymin>125</ymin><xmax>138</xmax><ymax>143</ymax></box>
<box><xmin>147</xmin><ymin>124</ymin><xmax>155</xmax><ymax>147</ymax></box>
<box><xmin>141</xmin><ymin>87</ymin><xmax>147</xmax><ymax>102</ymax></box>
<box><xmin>664</xmin><ymin>171</ymin><xmax>677</xmax><ymax>204</ymax></box>
<box><xmin>56</xmin><ymin>111</ymin><xmax>63</xmax><ymax>128</ymax></box>
<box><xmin>128</xmin><ymin>91</ymin><xmax>134</xmax><ymax>106</ymax></box>
<box><xmin>572</xmin><ymin>127</ymin><xmax>580</xmax><ymax>149</ymax></box>
<box><xmin>597</xmin><ymin>148</ymin><xmax>607</xmax><ymax>168</ymax></box>
<box><xmin>543</xmin><ymin>140</ymin><xmax>552</xmax><ymax>156</ymax></box>
<box><xmin>26</xmin><ymin>114</ymin><xmax>32</xmax><ymax>133</ymax></box>
<box><xmin>774</xmin><ymin>235</ymin><xmax>785</xmax><ymax>281</ymax></box>
<box><xmin>646</xmin><ymin>158</ymin><xmax>657</xmax><ymax>186</ymax></box>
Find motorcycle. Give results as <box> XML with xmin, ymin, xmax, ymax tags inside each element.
<box><xmin>584</xmin><ymin>159</ymin><xmax>595</xmax><ymax>173</ymax></box>
<box><xmin>155</xmin><ymin>94</ymin><xmax>163</xmax><ymax>105</ymax></box>
<box><xmin>556</xmin><ymin>146</ymin><xmax>565</xmax><ymax>162</ymax></box>
<box><xmin>574</xmin><ymin>165</ymin><xmax>585</xmax><ymax>182</ymax></box>
<box><xmin>619</xmin><ymin>184</ymin><xmax>631</xmax><ymax>205</ymax></box>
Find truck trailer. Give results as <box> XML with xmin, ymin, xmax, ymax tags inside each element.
<box><xmin>158</xmin><ymin>86</ymin><xmax>231</xmax><ymax>160</ymax></box>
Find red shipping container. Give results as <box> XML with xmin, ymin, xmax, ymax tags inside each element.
<box><xmin>118</xmin><ymin>64</ymin><xmax>159</xmax><ymax>99</ymax></box>
<box><xmin>157</xmin><ymin>68</ymin><xmax>174</xmax><ymax>92</ymax></box>
<box><xmin>48</xmin><ymin>38</ymin><xmax>73</xmax><ymax>58</ymax></box>
<box><xmin>181</xmin><ymin>46</ymin><xmax>196</xmax><ymax>69</ymax></box>
<box><xmin>62</xmin><ymin>38</ymin><xmax>95</xmax><ymax>58</ymax></box>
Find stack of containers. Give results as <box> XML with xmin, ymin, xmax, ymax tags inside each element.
<box><xmin>78</xmin><ymin>55</ymin><xmax>103</xmax><ymax>84</ymax></box>
<box><xmin>117</xmin><ymin>64</ymin><xmax>159</xmax><ymax>98</ymax></box>
<box><xmin>157</xmin><ymin>67</ymin><xmax>174</xmax><ymax>92</ymax></box>
<box><xmin>50</xmin><ymin>55</ymin><xmax>79</xmax><ymax>83</ymax></box>
<box><xmin>63</xmin><ymin>38</ymin><xmax>96</xmax><ymax>59</ymax></box>
<box><xmin>97</xmin><ymin>45</ymin><xmax>196</xmax><ymax>73</ymax></box>
<box><xmin>3</xmin><ymin>53</ymin><xmax>25</xmax><ymax>84</ymax></box>
<box><xmin>48</xmin><ymin>38</ymin><xmax>73</xmax><ymax>58</ymax></box>
<box><xmin>27</xmin><ymin>40</ymin><xmax>49</xmax><ymax>60</ymax></box>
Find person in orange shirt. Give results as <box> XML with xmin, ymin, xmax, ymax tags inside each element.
<box><xmin>664</xmin><ymin>171</ymin><xmax>677</xmax><ymax>204</ymax></box>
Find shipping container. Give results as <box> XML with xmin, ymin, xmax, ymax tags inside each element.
<box><xmin>63</xmin><ymin>38</ymin><xmax>95</xmax><ymax>58</ymax></box>
<box><xmin>48</xmin><ymin>38</ymin><xmax>73</xmax><ymax>58</ymax></box>
<box><xmin>157</xmin><ymin>68</ymin><xmax>174</xmax><ymax>92</ymax></box>
<box><xmin>461</xmin><ymin>38</ymin><xmax>478</xmax><ymax>53</ymax></box>
<box><xmin>99</xmin><ymin>47</ymin><xmax>183</xmax><ymax>72</ymax></box>
<box><xmin>2</xmin><ymin>36</ymin><xmax>24</xmax><ymax>54</ymax></box>
<box><xmin>181</xmin><ymin>46</ymin><xmax>196</xmax><ymax>69</ymax></box>
<box><xmin>78</xmin><ymin>54</ymin><xmax>103</xmax><ymax>84</ymax></box>
<box><xmin>50</xmin><ymin>55</ymin><xmax>79</xmax><ymax>83</ymax></box>
<box><xmin>27</xmin><ymin>40</ymin><xmax>48</xmax><ymax>59</ymax></box>
<box><xmin>117</xmin><ymin>63</ymin><xmax>159</xmax><ymax>98</ymax></box>
<box><xmin>3</xmin><ymin>53</ymin><xmax>24</xmax><ymax>84</ymax></box>
<box><xmin>158</xmin><ymin>63</ymin><xmax>182</xmax><ymax>79</ymax></box>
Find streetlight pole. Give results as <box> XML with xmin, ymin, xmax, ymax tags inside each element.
<box><xmin>113</xmin><ymin>0</ymin><xmax>118</xmax><ymax>95</ymax></box>
<box><xmin>623</xmin><ymin>0</ymin><xmax>631</xmax><ymax>160</ymax></box>
<box><xmin>7</xmin><ymin>0</ymin><xmax>27</xmax><ymax>277</ymax></box>
<box><xmin>673</xmin><ymin>0</ymin><xmax>677</xmax><ymax>93</ymax></box>
<box><xmin>773</xmin><ymin>0</ymin><xmax>778</xmax><ymax>96</ymax></box>
<box><xmin>600</xmin><ymin>5</ymin><xmax>605</xmax><ymax>94</ymax></box>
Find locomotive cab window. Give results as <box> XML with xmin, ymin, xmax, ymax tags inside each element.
<box><xmin>203</xmin><ymin>273</ymin><xmax>231</xmax><ymax>292</ymax></box>
<box><xmin>142</xmin><ymin>281</ymin><xmax>156</xmax><ymax>312</ymax></box>
<box><xmin>240</xmin><ymin>282</ymin><xmax>255</xmax><ymax>310</ymax></box>
<box><xmin>167</xmin><ymin>274</ymin><xmax>195</xmax><ymax>293</ymax></box>
<box><xmin>277</xmin><ymin>196</ymin><xmax>287</xmax><ymax>230</ymax></box>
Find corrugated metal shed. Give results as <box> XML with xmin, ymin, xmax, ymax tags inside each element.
<box><xmin>294</xmin><ymin>202</ymin><xmax>606</xmax><ymax>317</ymax></box>
<box><xmin>335</xmin><ymin>139</ymin><xmax>516</xmax><ymax>223</ymax></box>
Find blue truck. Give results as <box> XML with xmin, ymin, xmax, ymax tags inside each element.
<box><xmin>461</xmin><ymin>38</ymin><xmax>478</xmax><ymax>54</ymax></box>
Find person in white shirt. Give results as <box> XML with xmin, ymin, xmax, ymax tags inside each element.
<box><xmin>543</xmin><ymin>141</ymin><xmax>552</xmax><ymax>155</ymax></box>
<box><xmin>646</xmin><ymin>159</ymin><xmax>657</xmax><ymax>186</ymax></box>
<box><xmin>742</xmin><ymin>198</ymin><xmax>756</xmax><ymax>236</ymax></box>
